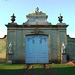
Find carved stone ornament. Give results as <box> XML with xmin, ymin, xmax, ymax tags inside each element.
<box><xmin>28</xmin><ymin>38</ymin><xmax>30</xmax><ymax>42</ymax></box>
<box><xmin>44</xmin><ymin>38</ymin><xmax>46</xmax><ymax>42</ymax></box>
<box><xmin>32</xmin><ymin>39</ymin><xmax>35</xmax><ymax>44</ymax></box>
<box><xmin>9</xmin><ymin>42</ymin><xmax>13</xmax><ymax>53</ymax></box>
<box><xmin>11</xmin><ymin>13</ymin><xmax>16</xmax><ymax>23</ymax></box>
<box><xmin>61</xmin><ymin>42</ymin><xmax>66</xmax><ymax>53</ymax></box>
<box><xmin>34</xmin><ymin>7</ymin><xmax>39</xmax><ymax>13</ymax></box>
<box><xmin>58</xmin><ymin>14</ymin><xmax>63</xmax><ymax>23</ymax></box>
<box><xmin>40</xmin><ymin>39</ymin><xmax>42</xmax><ymax>44</ymax></box>
<box><xmin>31</xmin><ymin>28</ymin><xmax>44</xmax><ymax>34</ymax></box>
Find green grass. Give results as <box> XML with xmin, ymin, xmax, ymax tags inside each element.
<box><xmin>0</xmin><ymin>64</ymin><xmax>75</xmax><ymax>75</ymax></box>
<box><xmin>50</xmin><ymin>64</ymin><xmax>75</xmax><ymax>75</ymax></box>
<box><xmin>35</xmin><ymin>69</ymin><xmax>46</xmax><ymax>75</ymax></box>
<box><xmin>0</xmin><ymin>63</ymin><xmax>26</xmax><ymax>75</ymax></box>
<box><xmin>34</xmin><ymin>64</ymin><xmax>42</xmax><ymax>68</ymax></box>
<box><xmin>28</xmin><ymin>69</ymin><xmax>46</xmax><ymax>75</ymax></box>
<box><xmin>29</xmin><ymin>64</ymin><xmax>45</xmax><ymax>75</ymax></box>
<box><xmin>0</xmin><ymin>69</ymin><xmax>20</xmax><ymax>75</ymax></box>
<box><xmin>0</xmin><ymin>63</ymin><xmax>26</xmax><ymax>69</ymax></box>
<box><xmin>51</xmin><ymin>64</ymin><xmax>72</xmax><ymax>68</ymax></box>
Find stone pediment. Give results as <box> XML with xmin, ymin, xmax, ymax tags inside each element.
<box><xmin>26</xmin><ymin>12</ymin><xmax>47</xmax><ymax>18</ymax></box>
<box><xmin>23</xmin><ymin>7</ymin><xmax>51</xmax><ymax>25</ymax></box>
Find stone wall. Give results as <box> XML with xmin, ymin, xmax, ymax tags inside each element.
<box><xmin>67</xmin><ymin>35</ymin><xmax>75</xmax><ymax>62</ymax></box>
<box><xmin>1</xmin><ymin>33</ymin><xmax>75</xmax><ymax>63</ymax></box>
<box><xmin>4</xmin><ymin>34</ymin><xmax>75</xmax><ymax>63</ymax></box>
<box><xmin>0</xmin><ymin>35</ymin><xmax>7</xmax><ymax>63</ymax></box>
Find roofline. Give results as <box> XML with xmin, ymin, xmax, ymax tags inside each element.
<box><xmin>5</xmin><ymin>25</ymin><xmax>69</xmax><ymax>28</ymax></box>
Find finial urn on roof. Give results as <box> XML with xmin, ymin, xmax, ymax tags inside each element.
<box><xmin>58</xmin><ymin>13</ymin><xmax>63</xmax><ymax>23</ymax></box>
<box><xmin>56</xmin><ymin>13</ymin><xmax>66</xmax><ymax>25</ymax></box>
<box><xmin>34</xmin><ymin>7</ymin><xmax>39</xmax><ymax>13</ymax></box>
<box><xmin>11</xmin><ymin>13</ymin><xmax>16</xmax><ymax>23</ymax></box>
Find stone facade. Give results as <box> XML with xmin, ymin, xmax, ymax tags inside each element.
<box><xmin>6</xmin><ymin>24</ymin><xmax>68</xmax><ymax>64</ymax></box>
<box><xmin>5</xmin><ymin>8</ymin><xmax>68</xmax><ymax>64</ymax></box>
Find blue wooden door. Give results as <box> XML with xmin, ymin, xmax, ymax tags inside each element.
<box><xmin>25</xmin><ymin>35</ymin><xmax>49</xmax><ymax>63</ymax></box>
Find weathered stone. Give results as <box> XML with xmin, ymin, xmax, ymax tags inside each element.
<box><xmin>5</xmin><ymin>8</ymin><xmax>68</xmax><ymax>64</ymax></box>
<box><xmin>61</xmin><ymin>53</ymin><xmax>67</xmax><ymax>63</ymax></box>
<box><xmin>56</xmin><ymin>23</ymin><xmax>66</xmax><ymax>25</ymax></box>
<box><xmin>23</xmin><ymin>7</ymin><xmax>51</xmax><ymax>25</ymax></box>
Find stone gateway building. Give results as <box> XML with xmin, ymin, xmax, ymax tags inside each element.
<box><xmin>6</xmin><ymin>7</ymin><xmax>68</xmax><ymax>64</ymax></box>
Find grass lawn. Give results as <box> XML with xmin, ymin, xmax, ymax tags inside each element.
<box><xmin>0</xmin><ymin>64</ymin><xmax>75</xmax><ymax>75</ymax></box>
<box><xmin>0</xmin><ymin>63</ymin><xmax>26</xmax><ymax>69</ymax></box>
<box><xmin>51</xmin><ymin>64</ymin><xmax>75</xmax><ymax>75</ymax></box>
<box><xmin>28</xmin><ymin>64</ymin><xmax>46</xmax><ymax>75</ymax></box>
<box><xmin>0</xmin><ymin>63</ymin><xmax>26</xmax><ymax>75</ymax></box>
<box><xmin>28</xmin><ymin>69</ymin><xmax>46</xmax><ymax>75</ymax></box>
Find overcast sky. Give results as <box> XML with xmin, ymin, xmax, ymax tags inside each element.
<box><xmin>0</xmin><ymin>0</ymin><xmax>75</xmax><ymax>38</ymax></box>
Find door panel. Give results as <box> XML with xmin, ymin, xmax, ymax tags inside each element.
<box><xmin>25</xmin><ymin>35</ymin><xmax>49</xmax><ymax>63</ymax></box>
<box><xmin>25</xmin><ymin>36</ymin><xmax>36</xmax><ymax>63</ymax></box>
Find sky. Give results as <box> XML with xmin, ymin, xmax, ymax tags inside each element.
<box><xmin>0</xmin><ymin>0</ymin><xmax>75</xmax><ymax>38</ymax></box>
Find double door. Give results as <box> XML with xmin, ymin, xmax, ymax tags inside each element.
<box><xmin>25</xmin><ymin>35</ymin><xmax>49</xmax><ymax>63</ymax></box>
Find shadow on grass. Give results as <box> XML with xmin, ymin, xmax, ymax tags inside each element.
<box><xmin>0</xmin><ymin>69</ymin><xmax>21</xmax><ymax>75</ymax></box>
<box><xmin>0</xmin><ymin>66</ymin><xmax>75</xmax><ymax>75</ymax></box>
<box><xmin>53</xmin><ymin>66</ymin><xmax>75</xmax><ymax>75</ymax></box>
<box><xmin>0</xmin><ymin>68</ymin><xmax>46</xmax><ymax>75</ymax></box>
<box><xmin>30</xmin><ymin>68</ymin><xmax>46</xmax><ymax>75</ymax></box>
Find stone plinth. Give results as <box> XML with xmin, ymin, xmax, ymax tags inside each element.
<box><xmin>73</xmin><ymin>57</ymin><xmax>75</xmax><ymax>63</ymax></box>
<box><xmin>7</xmin><ymin>52</ymin><xmax>14</xmax><ymax>64</ymax></box>
<box><xmin>56</xmin><ymin>23</ymin><xmax>66</xmax><ymax>25</ymax></box>
<box><xmin>62</xmin><ymin>53</ymin><xmax>67</xmax><ymax>63</ymax></box>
